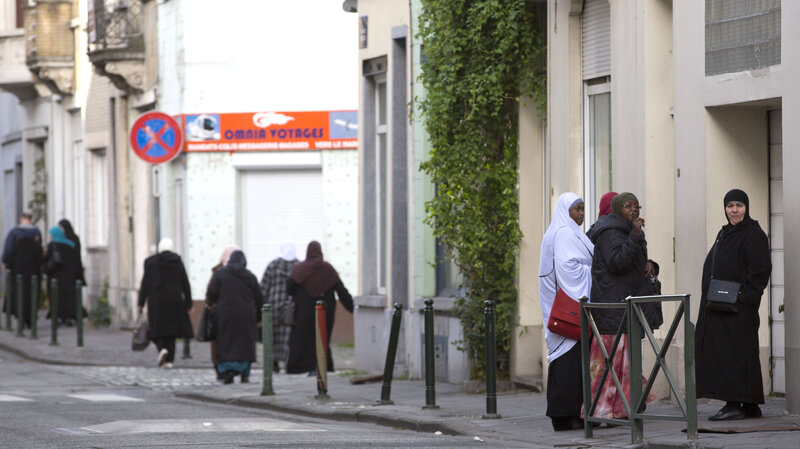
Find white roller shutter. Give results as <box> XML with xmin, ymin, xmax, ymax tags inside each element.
<box><xmin>241</xmin><ymin>170</ymin><xmax>326</xmax><ymax>279</ymax></box>
<box><xmin>582</xmin><ymin>0</ymin><xmax>611</xmax><ymax>80</ymax></box>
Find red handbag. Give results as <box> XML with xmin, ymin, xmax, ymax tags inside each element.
<box><xmin>547</xmin><ymin>288</ymin><xmax>582</xmax><ymax>340</ymax></box>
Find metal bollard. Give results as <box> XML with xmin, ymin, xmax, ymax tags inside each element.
<box><xmin>182</xmin><ymin>338</ymin><xmax>192</xmax><ymax>359</ymax></box>
<box><xmin>4</xmin><ymin>270</ymin><xmax>11</xmax><ymax>330</ymax></box>
<box><xmin>422</xmin><ymin>298</ymin><xmax>439</xmax><ymax>409</ymax></box>
<box><xmin>314</xmin><ymin>299</ymin><xmax>330</xmax><ymax>399</ymax></box>
<box><xmin>261</xmin><ymin>304</ymin><xmax>274</xmax><ymax>396</ymax></box>
<box><xmin>75</xmin><ymin>280</ymin><xmax>83</xmax><ymax>347</ymax></box>
<box><xmin>49</xmin><ymin>277</ymin><xmax>58</xmax><ymax>346</ymax></box>
<box><xmin>482</xmin><ymin>300</ymin><xmax>501</xmax><ymax>419</ymax></box>
<box><xmin>377</xmin><ymin>303</ymin><xmax>403</xmax><ymax>405</ymax></box>
<box><xmin>16</xmin><ymin>274</ymin><xmax>24</xmax><ymax>337</ymax></box>
<box><xmin>30</xmin><ymin>275</ymin><xmax>38</xmax><ymax>339</ymax></box>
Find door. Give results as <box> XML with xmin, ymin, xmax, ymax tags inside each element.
<box><xmin>241</xmin><ymin>169</ymin><xmax>326</xmax><ymax>280</ymax></box>
<box><xmin>768</xmin><ymin>109</ymin><xmax>785</xmax><ymax>394</ymax></box>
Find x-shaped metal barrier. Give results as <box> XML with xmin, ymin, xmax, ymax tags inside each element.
<box><xmin>579</xmin><ymin>294</ymin><xmax>697</xmax><ymax>443</ymax></box>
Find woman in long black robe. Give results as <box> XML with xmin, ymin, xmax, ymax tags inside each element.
<box><xmin>286</xmin><ymin>241</ymin><xmax>353</xmax><ymax>374</ymax></box>
<box><xmin>695</xmin><ymin>189</ymin><xmax>771</xmax><ymax>421</ymax></box>
<box><xmin>43</xmin><ymin>226</ymin><xmax>81</xmax><ymax>325</ymax></box>
<box><xmin>206</xmin><ymin>250</ymin><xmax>263</xmax><ymax>383</ymax></box>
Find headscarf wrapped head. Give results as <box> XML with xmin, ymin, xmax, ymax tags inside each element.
<box><xmin>58</xmin><ymin>219</ymin><xmax>78</xmax><ymax>245</ymax></box>
<box><xmin>723</xmin><ymin>188</ymin><xmax>750</xmax><ymax>224</ymax></box>
<box><xmin>610</xmin><ymin>192</ymin><xmax>639</xmax><ymax>218</ymax></box>
<box><xmin>598</xmin><ymin>192</ymin><xmax>618</xmax><ymax>218</ymax></box>
<box><xmin>290</xmin><ymin>241</ymin><xmax>340</xmax><ymax>298</ymax></box>
<box><xmin>219</xmin><ymin>245</ymin><xmax>240</xmax><ymax>266</ymax></box>
<box><xmin>49</xmin><ymin>226</ymin><xmax>75</xmax><ymax>248</ymax></box>
<box><xmin>279</xmin><ymin>242</ymin><xmax>297</xmax><ymax>261</ymax></box>
<box><xmin>157</xmin><ymin>238</ymin><xmax>174</xmax><ymax>253</ymax></box>
<box><xmin>538</xmin><ymin>192</ymin><xmax>594</xmax><ymax>277</ymax></box>
<box><xmin>226</xmin><ymin>250</ymin><xmax>247</xmax><ymax>270</ymax></box>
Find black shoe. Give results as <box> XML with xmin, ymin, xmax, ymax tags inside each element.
<box><xmin>241</xmin><ymin>376</ymin><xmax>249</xmax><ymax>384</ymax></box>
<box><xmin>743</xmin><ymin>403</ymin><xmax>762</xmax><ymax>418</ymax></box>
<box><xmin>709</xmin><ymin>405</ymin><xmax>745</xmax><ymax>421</ymax></box>
<box><xmin>220</xmin><ymin>370</ymin><xmax>236</xmax><ymax>384</ymax></box>
<box><xmin>551</xmin><ymin>417</ymin><xmax>572</xmax><ymax>431</ymax></box>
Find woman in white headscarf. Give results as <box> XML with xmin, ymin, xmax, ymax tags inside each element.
<box><xmin>538</xmin><ymin>192</ymin><xmax>593</xmax><ymax>431</ymax></box>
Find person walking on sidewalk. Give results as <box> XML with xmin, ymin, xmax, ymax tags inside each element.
<box><xmin>206</xmin><ymin>244</ymin><xmax>239</xmax><ymax>380</ymax></box>
<box><xmin>206</xmin><ymin>250</ymin><xmax>263</xmax><ymax>384</ymax></box>
<box><xmin>138</xmin><ymin>238</ymin><xmax>194</xmax><ymax>368</ymax></box>
<box><xmin>43</xmin><ymin>226</ymin><xmax>81</xmax><ymax>326</ymax></box>
<box><xmin>58</xmin><ymin>219</ymin><xmax>86</xmax><ymax>288</ymax></box>
<box><xmin>260</xmin><ymin>242</ymin><xmax>298</xmax><ymax>373</ymax></box>
<box><xmin>287</xmin><ymin>241</ymin><xmax>353</xmax><ymax>375</ymax></box>
<box><xmin>538</xmin><ymin>192</ymin><xmax>593</xmax><ymax>431</ymax></box>
<box><xmin>2</xmin><ymin>213</ymin><xmax>42</xmax><ymax>328</ymax></box>
<box><xmin>695</xmin><ymin>189</ymin><xmax>771</xmax><ymax>421</ymax></box>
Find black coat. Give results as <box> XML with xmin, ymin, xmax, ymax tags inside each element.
<box><xmin>695</xmin><ymin>217</ymin><xmax>771</xmax><ymax>404</ymax></box>
<box><xmin>6</xmin><ymin>236</ymin><xmax>42</xmax><ymax>326</ymax></box>
<box><xmin>286</xmin><ymin>279</ymin><xmax>353</xmax><ymax>374</ymax></box>
<box><xmin>138</xmin><ymin>252</ymin><xmax>194</xmax><ymax>339</ymax></box>
<box><xmin>43</xmin><ymin>242</ymin><xmax>80</xmax><ymax>320</ymax></box>
<box><xmin>589</xmin><ymin>214</ymin><xmax>659</xmax><ymax>333</ymax></box>
<box><xmin>206</xmin><ymin>265</ymin><xmax>263</xmax><ymax>363</ymax></box>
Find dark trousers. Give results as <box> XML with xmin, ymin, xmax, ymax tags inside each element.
<box><xmin>152</xmin><ymin>337</ymin><xmax>176</xmax><ymax>363</ymax></box>
<box><xmin>546</xmin><ymin>342</ymin><xmax>584</xmax><ymax>418</ymax></box>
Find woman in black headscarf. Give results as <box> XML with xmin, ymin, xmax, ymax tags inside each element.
<box><xmin>58</xmin><ymin>219</ymin><xmax>85</xmax><ymax>286</ymax></box>
<box><xmin>286</xmin><ymin>241</ymin><xmax>353</xmax><ymax>374</ymax></box>
<box><xmin>206</xmin><ymin>250</ymin><xmax>263</xmax><ymax>383</ymax></box>
<box><xmin>696</xmin><ymin>189</ymin><xmax>771</xmax><ymax>421</ymax></box>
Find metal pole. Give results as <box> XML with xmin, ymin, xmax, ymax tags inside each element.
<box><xmin>580</xmin><ymin>296</ymin><xmax>593</xmax><ymax>438</ymax></box>
<box><xmin>16</xmin><ymin>274</ymin><xmax>24</xmax><ymax>337</ymax></box>
<box><xmin>628</xmin><ymin>299</ymin><xmax>643</xmax><ymax>444</ymax></box>
<box><xmin>314</xmin><ymin>299</ymin><xmax>329</xmax><ymax>399</ymax></box>
<box><xmin>422</xmin><ymin>298</ymin><xmax>439</xmax><ymax>409</ymax></box>
<box><xmin>30</xmin><ymin>275</ymin><xmax>38</xmax><ymax>339</ymax></box>
<box><xmin>482</xmin><ymin>300</ymin><xmax>501</xmax><ymax>419</ymax></box>
<box><xmin>378</xmin><ymin>303</ymin><xmax>403</xmax><ymax>405</ymax></box>
<box><xmin>49</xmin><ymin>277</ymin><xmax>58</xmax><ymax>346</ymax></box>
<box><xmin>75</xmin><ymin>280</ymin><xmax>83</xmax><ymax>347</ymax></box>
<box><xmin>261</xmin><ymin>304</ymin><xmax>274</xmax><ymax>396</ymax></box>
<box><xmin>182</xmin><ymin>338</ymin><xmax>191</xmax><ymax>359</ymax></box>
<box><xmin>4</xmin><ymin>270</ymin><xmax>11</xmax><ymax>330</ymax></box>
<box><xmin>683</xmin><ymin>295</ymin><xmax>698</xmax><ymax>440</ymax></box>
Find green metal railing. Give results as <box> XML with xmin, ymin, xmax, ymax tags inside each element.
<box><xmin>579</xmin><ymin>294</ymin><xmax>697</xmax><ymax>443</ymax></box>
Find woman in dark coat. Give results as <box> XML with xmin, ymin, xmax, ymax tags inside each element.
<box><xmin>137</xmin><ymin>238</ymin><xmax>194</xmax><ymax>368</ymax></box>
<box><xmin>43</xmin><ymin>226</ymin><xmax>81</xmax><ymax>326</ymax></box>
<box><xmin>587</xmin><ymin>192</ymin><xmax>658</xmax><ymax>418</ymax></box>
<box><xmin>206</xmin><ymin>250</ymin><xmax>263</xmax><ymax>384</ymax></box>
<box><xmin>695</xmin><ymin>189</ymin><xmax>771</xmax><ymax>421</ymax></box>
<box><xmin>58</xmin><ymin>219</ymin><xmax>85</xmax><ymax>286</ymax></box>
<box><xmin>287</xmin><ymin>241</ymin><xmax>353</xmax><ymax>374</ymax></box>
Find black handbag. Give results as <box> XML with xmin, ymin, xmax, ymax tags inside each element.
<box><xmin>706</xmin><ymin>232</ymin><xmax>741</xmax><ymax>314</ymax></box>
<box><xmin>196</xmin><ymin>306</ymin><xmax>216</xmax><ymax>341</ymax></box>
<box><xmin>132</xmin><ymin>319</ymin><xmax>150</xmax><ymax>351</ymax></box>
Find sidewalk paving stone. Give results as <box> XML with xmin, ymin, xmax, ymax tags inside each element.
<box><xmin>1</xmin><ymin>318</ymin><xmax>799</xmax><ymax>448</ymax></box>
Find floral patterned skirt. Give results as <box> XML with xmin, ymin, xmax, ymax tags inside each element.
<box><xmin>585</xmin><ymin>334</ymin><xmax>657</xmax><ymax>419</ymax></box>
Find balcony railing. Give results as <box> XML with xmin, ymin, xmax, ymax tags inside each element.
<box><xmin>87</xmin><ymin>0</ymin><xmax>145</xmax><ymax>92</ymax></box>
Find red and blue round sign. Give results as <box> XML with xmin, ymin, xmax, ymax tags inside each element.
<box><xmin>129</xmin><ymin>111</ymin><xmax>183</xmax><ymax>164</ymax></box>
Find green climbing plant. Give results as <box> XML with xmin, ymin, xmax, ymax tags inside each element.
<box><xmin>28</xmin><ymin>156</ymin><xmax>47</xmax><ymax>225</ymax></box>
<box><xmin>417</xmin><ymin>0</ymin><xmax>546</xmax><ymax>378</ymax></box>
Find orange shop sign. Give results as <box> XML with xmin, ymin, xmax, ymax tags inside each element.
<box><xmin>179</xmin><ymin>110</ymin><xmax>358</xmax><ymax>152</ymax></box>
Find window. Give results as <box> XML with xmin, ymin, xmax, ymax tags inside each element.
<box><xmin>584</xmin><ymin>80</ymin><xmax>612</xmax><ymax>224</ymax></box>
<box><xmin>16</xmin><ymin>0</ymin><xmax>24</xmax><ymax>29</ymax></box>
<box><xmin>705</xmin><ymin>0</ymin><xmax>781</xmax><ymax>75</ymax></box>
<box><xmin>87</xmin><ymin>149</ymin><xmax>108</xmax><ymax>246</ymax></box>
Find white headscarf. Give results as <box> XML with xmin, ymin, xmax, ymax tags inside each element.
<box><xmin>279</xmin><ymin>242</ymin><xmax>297</xmax><ymax>261</ymax></box>
<box><xmin>538</xmin><ymin>192</ymin><xmax>594</xmax><ymax>362</ymax></box>
<box><xmin>157</xmin><ymin>238</ymin><xmax>174</xmax><ymax>253</ymax></box>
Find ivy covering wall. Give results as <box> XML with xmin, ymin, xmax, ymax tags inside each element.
<box><xmin>417</xmin><ymin>0</ymin><xmax>545</xmax><ymax>378</ymax></box>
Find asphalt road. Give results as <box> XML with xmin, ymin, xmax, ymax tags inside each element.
<box><xmin>0</xmin><ymin>348</ymin><xmax>539</xmax><ymax>449</ymax></box>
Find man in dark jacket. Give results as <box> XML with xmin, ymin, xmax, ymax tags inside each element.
<box><xmin>138</xmin><ymin>238</ymin><xmax>194</xmax><ymax>368</ymax></box>
<box><xmin>2</xmin><ymin>213</ymin><xmax>42</xmax><ymax>328</ymax></box>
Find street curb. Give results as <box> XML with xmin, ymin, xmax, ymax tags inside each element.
<box><xmin>174</xmin><ymin>391</ymin><xmax>465</xmax><ymax>436</ymax></box>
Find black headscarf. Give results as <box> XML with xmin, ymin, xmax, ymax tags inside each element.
<box><xmin>723</xmin><ymin>188</ymin><xmax>751</xmax><ymax>223</ymax></box>
<box><xmin>226</xmin><ymin>250</ymin><xmax>247</xmax><ymax>270</ymax></box>
<box><xmin>58</xmin><ymin>219</ymin><xmax>80</xmax><ymax>248</ymax></box>
<box><xmin>290</xmin><ymin>241</ymin><xmax>340</xmax><ymax>298</ymax></box>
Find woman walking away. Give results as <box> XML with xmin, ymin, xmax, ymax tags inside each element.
<box><xmin>138</xmin><ymin>238</ymin><xmax>194</xmax><ymax>368</ymax></box>
<box><xmin>287</xmin><ymin>241</ymin><xmax>353</xmax><ymax>374</ymax></box>
<box><xmin>696</xmin><ymin>189</ymin><xmax>771</xmax><ymax>421</ymax></box>
<box><xmin>43</xmin><ymin>226</ymin><xmax>81</xmax><ymax>326</ymax></box>
<box><xmin>538</xmin><ymin>192</ymin><xmax>593</xmax><ymax>431</ymax></box>
<box><xmin>58</xmin><ymin>219</ymin><xmax>86</xmax><ymax>287</ymax></box>
<box><xmin>206</xmin><ymin>245</ymin><xmax>239</xmax><ymax>379</ymax></box>
<box><xmin>587</xmin><ymin>192</ymin><xmax>659</xmax><ymax>420</ymax></box>
<box><xmin>260</xmin><ymin>243</ymin><xmax>298</xmax><ymax>373</ymax></box>
<box><xmin>206</xmin><ymin>250</ymin><xmax>263</xmax><ymax>384</ymax></box>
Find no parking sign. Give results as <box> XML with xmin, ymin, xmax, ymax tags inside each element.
<box><xmin>129</xmin><ymin>111</ymin><xmax>183</xmax><ymax>164</ymax></box>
